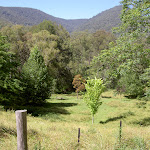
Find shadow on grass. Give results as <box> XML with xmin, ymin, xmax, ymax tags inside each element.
<box><xmin>124</xmin><ymin>95</ymin><xmax>137</xmax><ymax>99</ymax></box>
<box><xmin>132</xmin><ymin>117</ymin><xmax>150</xmax><ymax>126</ymax></box>
<box><xmin>101</xmin><ymin>96</ymin><xmax>112</xmax><ymax>98</ymax></box>
<box><xmin>0</xmin><ymin>125</ymin><xmax>39</xmax><ymax>138</ymax></box>
<box><xmin>14</xmin><ymin>102</ymin><xmax>78</xmax><ymax>117</ymax></box>
<box><xmin>100</xmin><ymin>111</ymin><xmax>135</xmax><ymax>124</ymax></box>
<box><xmin>100</xmin><ymin>116</ymin><xmax>125</xmax><ymax>124</ymax></box>
<box><xmin>0</xmin><ymin>126</ymin><xmax>17</xmax><ymax>138</ymax></box>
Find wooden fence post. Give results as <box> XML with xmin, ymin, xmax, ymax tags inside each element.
<box><xmin>119</xmin><ymin>120</ymin><xmax>122</xmax><ymax>143</ymax></box>
<box><xmin>15</xmin><ymin>110</ymin><xmax>28</xmax><ymax>150</ymax></box>
<box><xmin>78</xmin><ymin>128</ymin><xmax>80</xmax><ymax>143</ymax></box>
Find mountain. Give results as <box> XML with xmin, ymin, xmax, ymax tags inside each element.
<box><xmin>0</xmin><ymin>17</ymin><xmax>12</xmax><ymax>28</ymax></box>
<box><xmin>0</xmin><ymin>6</ymin><xmax>122</xmax><ymax>33</ymax></box>
<box><xmin>0</xmin><ymin>6</ymin><xmax>88</xmax><ymax>32</ymax></box>
<box><xmin>76</xmin><ymin>6</ymin><xmax>122</xmax><ymax>32</ymax></box>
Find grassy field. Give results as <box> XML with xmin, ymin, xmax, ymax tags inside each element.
<box><xmin>0</xmin><ymin>90</ymin><xmax>150</xmax><ymax>150</ymax></box>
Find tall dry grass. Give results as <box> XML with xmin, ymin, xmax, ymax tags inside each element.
<box><xmin>0</xmin><ymin>91</ymin><xmax>150</xmax><ymax>149</ymax></box>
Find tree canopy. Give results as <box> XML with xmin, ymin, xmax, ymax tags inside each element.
<box><xmin>93</xmin><ymin>0</ymin><xmax>150</xmax><ymax>98</ymax></box>
<box><xmin>0</xmin><ymin>35</ymin><xmax>23</xmax><ymax>107</ymax></box>
<box><xmin>22</xmin><ymin>47</ymin><xmax>51</xmax><ymax>104</ymax></box>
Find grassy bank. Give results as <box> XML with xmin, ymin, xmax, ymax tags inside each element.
<box><xmin>0</xmin><ymin>91</ymin><xmax>150</xmax><ymax>149</ymax></box>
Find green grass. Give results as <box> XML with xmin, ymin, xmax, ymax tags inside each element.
<box><xmin>0</xmin><ymin>90</ymin><xmax>150</xmax><ymax>149</ymax></box>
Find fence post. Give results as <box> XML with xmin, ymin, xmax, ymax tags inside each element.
<box><xmin>15</xmin><ymin>110</ymin><xmax>28</xmax><ymax>150</ymax></box>
<box><xmin>78</xmin><ymin>128</ymin><xmax>80</xmax><ymax>143</ymax></box>
<box><xmin>119</xmin><ymin>120</ymin><xmax>122</xmax><ymax>143</ymax></box>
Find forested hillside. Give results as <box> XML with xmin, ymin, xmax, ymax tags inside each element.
<box><xmin>77</xmin><ymin>5</ymin><xmax>122</xmax><ymax>32</ymax></box>
<box><xmin>0</xmin><ymin>17</ymin><xmax>12</xmax><ymax>28</ymax></box>
<box><xmin>0</xmin><ymin>6</ymin><xmax>122</xmax><ymax>33</ymax></box>
<box><xmin>0</xmin><ymin>6</ymin><xmax>88</xmax><ymax>33</ymax></box>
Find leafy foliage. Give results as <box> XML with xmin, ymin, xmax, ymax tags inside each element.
<box><xmin>72</xmin><ymin>74</ymin><xmax>86</xmax><ymax>98</ymax></box>
<box><xmin>69</xmin><ymin>30</ymin><xmax>115</xmax><ymax>77</ymax></box>
<box><xmin>30</xmin><ymin>21</ymin><xmax>73</xmax><ymax>93</ymax></box>
<box><xmin>22</xmin><ymin>47</ymin><xmax>51</xmax><ymax>104</ymax></box>
<box><xmin>0</xmin><ymin>20</ymin><xmax>73</xmax><ymax>94</ymax></box>
<box><xmin>30</xmin><ymin>20</ymin><xmax>57</xmax><ymax>34</ymax></box>
<box><xmin>140</xmin><ymin>67</ymin><xmax>150</xmax><ymax>100</ymax></box>
<box><xmin>0</xmin><ymin>35</ymin><xmax>23</xmax><ymax>106</ymax></box>
<box><xmin>0</xmin><ymin>25</ymin><xmax>30</xmax><ymax>67</ymax></box>
<box><xmin>93</xmin><ymin>0</ymin><xmax>150</xmax><ymax>98</ymax></box>
<box><xmin>84</xmin><ymin>78</ymin><xmax>105</xmax><ymax>123</ymax></box>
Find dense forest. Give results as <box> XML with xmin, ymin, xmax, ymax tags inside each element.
<box><xmin>0</xmin><ymin>0</ymin><xmax>150</xmax><ymax>109</ymax></box>
<box><xmin>0</xmin><ymin>5</ymin><xmax>122</xmax><ymax>33</ymax></box>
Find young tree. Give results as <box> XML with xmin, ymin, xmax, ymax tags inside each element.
<box><xmin>22</xmin><ymin>47</ymin><xmax>51</xmax><ymax>105</ymax></box>
<box><xmin>72</xmin><ymin>74</ymin><xmax>86</xmax><ymax>99</ymax></box>
<box><xmin>84</xmin><ymin>78</ymin><xmax>105</xmax><ymax>124</ymax></box>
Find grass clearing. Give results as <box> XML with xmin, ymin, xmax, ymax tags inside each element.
<box><xmin>0</xmin><ymin>90</ymin><xmax>150</xmax><ymax>149</ymax></box>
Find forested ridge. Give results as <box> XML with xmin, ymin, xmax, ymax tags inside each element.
<box><xmin>76</xmin><ymin>5</ymin><xmax>122</xmax><ymax>32</ymax></box>
<box><xmin>0</xmin><ymin>5</ymin><xmax>122</xmax><ymax>33</ymax></box>
<box><xmin>0</xmin><ymin>0</ymin><xmax>150</xmax><ymax>109</ymax></box>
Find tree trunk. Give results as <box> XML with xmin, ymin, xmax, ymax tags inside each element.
<box><xmin>92</xmin><ymin>115</ymin><xmax>94</xmax><ymax>124</ymax></box>
<box><xmin>77</xmin><ymin>92</ymin><xmax>78</xmax><ymax>99</ymax></box>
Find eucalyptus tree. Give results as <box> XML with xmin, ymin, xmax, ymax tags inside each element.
<box><xmin>92</xmin><ymin>0</ymin><xmax>150</xmax><ymax>97</ymax></box>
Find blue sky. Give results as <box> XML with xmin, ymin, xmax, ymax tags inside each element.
<box><xmin>0</xmin><ymin>0</ymin><xmax>121</xmax><ymax>19</ymax></box>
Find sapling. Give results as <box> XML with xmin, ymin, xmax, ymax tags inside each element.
<box><xmin>84</xmin><ymin>77</ymin><xmax>105</xmax><ymax>124</ymax></box>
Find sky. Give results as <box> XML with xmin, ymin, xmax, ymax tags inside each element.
<box><xmin>0</xmin><ymin>0</ymin><xmax>121</xmax><ymax>19</ymax></box>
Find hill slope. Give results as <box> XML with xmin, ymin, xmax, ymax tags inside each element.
<box><xmin>76</xmin><ymin>5</ymin><xmax>122</xmax><ymax>32</ymax></box>
<box><xmin>0</xmin><ymin>6</ymin><xmax>88</xmax><ymax>32</ymax></box>
<box><xmin>0</xmin><ymin>6</ymin><xmax>122</xmax><ymax>33</ymax></box>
